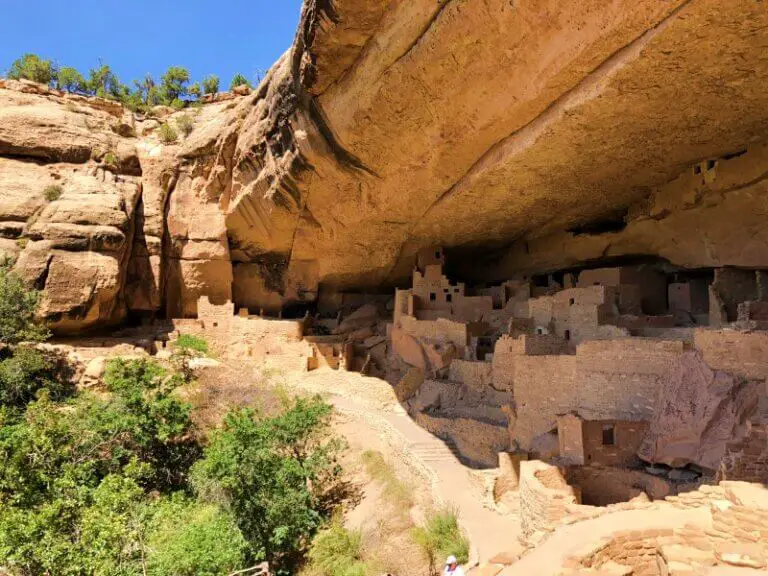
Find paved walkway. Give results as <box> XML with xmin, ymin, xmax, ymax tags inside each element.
<box><xmin>329</xmin><ymin>393</ymin><xmax>522</xmax><ymax>566</ymax></box>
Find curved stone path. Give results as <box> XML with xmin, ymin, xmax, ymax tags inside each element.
<box><xmin>318</xmin><ymin>388</ymin><xmax>524</xmax><ymax>567</ymax></box>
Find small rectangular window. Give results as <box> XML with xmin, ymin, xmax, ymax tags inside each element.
<box><xmin>446</xmin><ymin>294</ymin><xmax>452</xmax><ymax>303</ymax></box>
<box><xmin>435</xmin><ymin>251</ymin><xmax>441</xmax><ymax>259</ymax></box>
<box><xmin>602</xmin><ymin>425</ymin><xmax>615</xmax><ymax>446</ymax></box>
<box><xmin>564</xmin><ymin>329</ymin><xmax>571</xmax><ymax>341</ymax></box>
<box><xmin>569</xmin><ymin>298</ymin><xmax>575</xmax><ymax>306</ymax></box>
<box><xmin>429</xmin><ymin>293</ymin><xmax>436</xmax><ymax>301</ymax></box>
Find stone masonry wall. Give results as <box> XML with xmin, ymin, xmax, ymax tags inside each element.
<box><xmin>519</xmin><ymin>460</ymin><xmax>580</xmax><ymax>545</ymax></box>
<box><xmin>412</xmin><ymin>412</ymin><xmax>508</xmax><ymax>468</ymax></box>
<box><xmin>399</xmin><ymin>314</ymin><xmax>469</xmax><ymax>349</ymax></box>
<box><xmin>448</xmin><ymin>359</ymin><xmax>493</xmax><ymax>389</ymax></box>
<box><xmin>514</xmin><ymin>339</ymin><xmax>684</xmax><ymax>449</ymax></box>
<box><xmin>567</xmin><ymin>466</ymin><xmax>671</xmax><ymax>506</ymax></box>
<box><xmin>719</xmin><ymin>424</ymin><xmax>768</xmax><ymax>483</ymax></box>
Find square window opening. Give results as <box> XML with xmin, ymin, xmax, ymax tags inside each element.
<box><xmin>569</xmin><ymin>298</ymin><xmax>575</xmax><ymax>306</ymax></box>
<box><xmin>429</xmin><ymin>292</ymin><xmax>436</xmax><ymax>302</ymax></box>
<box><xmin>446</xmin><ymin>294</ymin><xmax>452</xmax><ymax>303</ymax></box>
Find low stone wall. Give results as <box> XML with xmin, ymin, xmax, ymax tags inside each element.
<box><xmin>448</xmin><ymin>359</ymin><xmax>493</xmax><ymax>389</ymax></box>
<box><xmin>519</xmin><ymin>461</ymin><xmax>580</xmax><ymax>544</ymax></box>
<box><xmin>579</xmin><ymin>528</ymin><xmax>675</xmax><ymax>576</ymax></box>
<box><xmin>567</xmin><ymin>465</ymin><xmax>672</xmax><ymax>506</ymax></box>
<box><xmin>559</xmin><ymin>481</ymin><xmax>768</xmax><ymax>576</ymax></box>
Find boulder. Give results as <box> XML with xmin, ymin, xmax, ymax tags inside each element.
<box><xmin>232</xmin><ymin>84</ymin><xmax>251</xmax><ymax>96</ymax></box>
<box><xmin>638</xmin><ymin>351</ymin><xmax>762</xmax><ymax>470</ymax></box>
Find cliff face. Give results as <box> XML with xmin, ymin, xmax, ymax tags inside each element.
<box><xmin>3</xmin><ymin>0</ymin><xmax>768</xmax><ymax>331</ymax></box>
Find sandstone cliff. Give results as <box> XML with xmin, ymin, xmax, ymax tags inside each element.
<box><xmin>3</xmin><ymin>0</ymin><xmax>768</xmax><ymax>331</ymax></box>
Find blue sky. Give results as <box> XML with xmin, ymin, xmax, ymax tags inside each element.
<box><xmin>0</xmin><ymin>0</ymin><xmax>304</xmax><ymax>86</ymax></box>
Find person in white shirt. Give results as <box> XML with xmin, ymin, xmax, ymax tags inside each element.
<box><xmin>443</xmin><ymin>555</ymin><xmax>465</xmax><ymax>576</ymax></box>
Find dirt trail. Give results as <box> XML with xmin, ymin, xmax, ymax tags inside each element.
<box><xmin>283</xmin><ymin>367</ymin><xmax>523</xmax><ymax>567</ymax></box>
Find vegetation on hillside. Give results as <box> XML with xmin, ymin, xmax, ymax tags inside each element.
<box><xmin>0</xmin><ymin>259</ymin><xmax>469</xmax><ymax>575</ymax></box>
<box><xmin>3</xmin><ymin>53</ymin><xmax>260</xmax><ymax>113</ymax></box>
<box><xmin>0</xmin><ymin>259</ymin><xmax>347</xmax><ymax>575</ymax></box>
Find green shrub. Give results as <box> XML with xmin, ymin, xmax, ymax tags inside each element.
<box><xmin>202</xmin><ymin>74</ymin><xmax>220</xmax><ymax>95</ymax></box>
<box><xmin>146</xmin><ymin>496</ymin><xmax>248</xmax><ymax>576</ymax></box>
<box><xmin>43</xmin><ymin>184</ymin><xmax>63</xmax><ymax>202</ymax></box>
<box><xmin>174</xmin><ymin>334</ymin><xmax>208</xmax><ymax>354</ymax></box>
<box><xmin>0</xmin><ymin>261</ymin><xmax>49</xmax><ymax>345</ymax></box>
<box><xmin>171</xmin><ymin>334</ymin><xmax>208</xmax><ymax>383</ymax></box>
<box><xmin>158</xmin><ymin>122</ymin><xmax>178</xmax><ymax>144</ymax></box>
<box><xmin>411</xmin><ymin>508</ymin><xmax>469</xmax><ymax>576</ymax></box>
<box><xmin>14</xmin><ymin>238</ymin><xmax>27</xmax><ymax>250</ymax></box>
<box><xmin>187</xmin><ymin>82</ymin><xmax>201</xmax><ymax>100</ymax></box>
<box><xmin>56</xmin><ymin>67</ymin><xmax>87</xmax><ymax>93</ymax></box>
<box><xmin>0</xmin><ymin>346</ymin><xmax>63</xmax><ymax>408</ymax></box>
<box><xmin>307</xmin><ymin>519</ymin><xmax>367</xmax><ymax>576</ymax></box>
<box><xmin>192</xmin><ymin>395</ymin><xmax>343</xmax><ymax>571</ymax></box>
<box><xmin>87</xmin><ymin>64</ymin><xmax>123</xmax><ymax>100</ymax></box>
<box><xmin>102</xmin><ymin>151</ymin><xmax>118</xmax><ymax>170</ymax></box>
<box><xmin>175</xmin><ymin>114</ymin><xmax>194</xmax><ymax>138</ymax></box>
<box><xmin>160</xmin><ymin>66</ymin><xmax>190</xmax><ymax>103</ymax></box>
<box><xmin>8</xmin><ymin>54</ymin><xmax>56</xmax><ymax>85</ymax></box>
<box><xmin>230</xmin><ymin>73</ymin><xmax>252</xmax><ymax>90</ymax></box>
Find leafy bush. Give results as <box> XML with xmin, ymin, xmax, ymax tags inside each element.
<box><xmin>146</xmin><ymin>496</ymin><xmax>248</xmax><ymax>576</ymax></box>
<box><xmin>101</xmin><ymin>358</ymin><xmax>201</xmax><ymax>489</ymax></box>
<box><xmin>188</xmin><ymin>81</ymin><xmax>201</xmax><ymax>99</ymax></box>
<box><xmin>158</xmin><ymin>122</ymin><xmax>178</xmax><ymax>144</ymax></box>
<box><xmin>43</xmin><ymin>184</ymin><xmax>63</xmax><ymax>202</ymax></box>
<box><xmin>171</xmin><ymin>334</ymin><xmax>208</xmax><ymax>382</ymax></box>
<box><xmin>411</xmin><ymin>508</ymin><xmax>469</xmax><ymax>575</ymax></box>
<box><xmin>161</xmin><ymin>66</ymin><xmax>190</xmax><ymax>102</ymax></box>
<box><xmin>102</xmin><ymin>151</ymin><xmax>118</xmax><ymax>170</ymax></box>
<box><xmin>192</xmin><ymin>395</ymin><xmax>342</xmax><ymax>571</ymax></box>
<box><xmin>56</xmin><ymin>67</ymin><xmax>87</xmax><ymax>93</ymax></box>
<box><xmin>174</xmin><ymin>334</ymin><xmax>208</xmax><ymax>354</ymax></box>
<box><xmin>175</xmin><ymin>114</ymin><xmax>194</xmax><ymax>138</ymax></box>
<box><xmin>0</xmin><ymin>358</ymin><xmax>203</xmax><ymax>574</ymax></box>
<box><xmin>8</xmin><ymin>54</ymin><xmax>56</xmax><ymax>85</ymax></box>
<box><xmin>307</xmin><ymin>519</ymin><xmax>367</xmax><ymax>576</ymax></box>
<box><xmin>0</xmin><ymin>346</ymin><xmax>63</xmax><ymax>408</ymax></box>
<box><xmin>14</xmin><ymin>238</ymin><xmax>27</xmax><ymax>250</ymax></box>
<box><xmin>202</xmin><ymin>74</ymin><xmax>220</xmax><ymax>95</ymax></box>
<box><xmin>87</xmin><ymin>64</ymin><xmax>123</xmax><ymax>100</ymax></box>
<box><xmin>230</xmin><ymin>73</ymin><xmax>252</xmax><ymax>90</ymax></box>
<box><xmin>0</xmin><ymin>261</ymin><xmax>49</xmax><ymax>345</ymax></box>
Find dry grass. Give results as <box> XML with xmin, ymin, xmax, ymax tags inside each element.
<box><xmin>361</xmin><ymin>450</ymin><xmax>415</xmax><ymax>511</ymax></box>
<box><xmin>354</xmin><ymin>450</ymin><xmax>428</xmax><ymax>576</ymax></box>
<box><xmin>183</xmin><ymin>364</ymin><xmax>282</xmax><ymax>433</ymax></box>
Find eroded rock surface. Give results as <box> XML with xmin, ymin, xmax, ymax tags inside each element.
<box><xmin>638</xmin><ymin>351</ymin><xmax>762</xmax><ymax>469</ymax></box>
<box><xmin>3</xmin><ymin>0</ymin><xmax>768</xmax><ymax>330</ymax></box>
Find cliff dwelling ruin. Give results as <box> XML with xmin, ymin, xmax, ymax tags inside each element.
<box><xmin>3</xmin><ymin>0</ymin><xmax>768</xmax><ymax>573</ymax></box>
